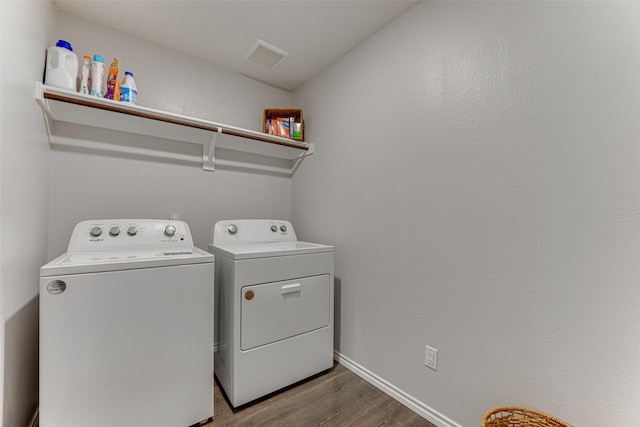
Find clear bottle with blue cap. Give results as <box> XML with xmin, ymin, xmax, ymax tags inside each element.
<box><xmin>90</xmin><ymin>54</ymin><xmax>106</xmax><ymax>97</ymax></box>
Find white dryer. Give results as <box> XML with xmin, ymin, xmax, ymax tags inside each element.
<box><xmin>208</xmin><ymin>219</ymin><xmax>334</xmax><ymax>407</ymax></box>
<box><xmin>40</xmin><ymin>219</ymin><xmax>214</xmax><ymax>427</ymax></box>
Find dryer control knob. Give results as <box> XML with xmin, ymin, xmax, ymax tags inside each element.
<box><xmin>271</xmin><ymin>225</ymin><xmax>278</xmax><ymax>232</ymax></box>
<box><xmin>228</xmin><ymin>224</ymin><xmax>238</xmax><ymax>235</ymax></box>
<box><xmin>127</xmin><ymin>226</ymin><xmax>138</xmax><ymax>236</ymax></box>
<box><xmin>109</xmin><ymin>227</ymin><xmax>120</xmax><ymax>236</ymax></box>
<box><xmin>90</xmin><ymin>227</ymin><xmax>102</xmax><ymax>237</ymax></box>
<box><xmin>280</xmin><ymin>225</ymin><xmax>287</xmax><ymax>232</ymax></box>
<box><xmin>164</xmin><ymin>225</ymin><xmax>177</xmax><ymax>237</ymax></box>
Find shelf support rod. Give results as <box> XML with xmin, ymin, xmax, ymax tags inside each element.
<box><xmin>203</xmin><ymin>127</ymin><xmax>222</xmax><ymax>171</ymax></box>
<box><xmin>291</xmin><ymin>142</ymin><xmax>315</xmax><ymax>175</ymax></box>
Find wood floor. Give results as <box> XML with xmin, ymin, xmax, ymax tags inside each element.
<box><xmin>205</xmin><ymin>362</ymin><xmax>437</xmax><ymax>427</ymax></box>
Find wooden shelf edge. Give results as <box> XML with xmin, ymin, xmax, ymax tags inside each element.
<box><xmin>38</xmin><ymin>83</ymin><xmax>309</xmax><ymax>152</ymax></box>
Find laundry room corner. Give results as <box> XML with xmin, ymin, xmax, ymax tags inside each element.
<box><xmin>3</xmin><ymin>1</ymin><xmax>640</xmax><ymax>426</ymax></box>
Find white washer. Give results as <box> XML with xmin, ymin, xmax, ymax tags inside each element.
<box><xmin>208</xmin><ymin>219</ymin><xmax>334</xmax><ymax>407</ymax></box>
<box><xmin>39</xmin><ymin>219</ymin><xmax>215</xmax><ymax>427</ymax></box>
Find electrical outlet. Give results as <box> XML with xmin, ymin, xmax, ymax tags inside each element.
<box><xmin>424</xmin><ymin>345</ymin><xmax>438</xmax><ymax>371</ymax></box>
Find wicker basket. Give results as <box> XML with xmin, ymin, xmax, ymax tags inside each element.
<box><xmin>482</xmin><ymin>406</ymin><xmax>572</xmax><ymax>427</ymax></box>
<box><xmin>263</xmin><ymin>108</ymin><xmax>304</xmax><ymax>141</ymax></box>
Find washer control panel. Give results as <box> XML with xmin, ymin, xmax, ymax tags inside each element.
<box><xmin>68</xmin><ymin>219</ymin><xmax>194</xmax><ymax>251</ymax></box>
<box><xmin>212</xmin><ymin>219</ymin><xmax>297</xmax><ymax>245</ymax></box>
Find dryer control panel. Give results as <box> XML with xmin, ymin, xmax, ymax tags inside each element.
<box><xmin>212</xmin><ymin>219</ymin><xmax>297</xmax><ymax>245</ymax></box>
<box><xmin>68</xmin><ymin>219</ymin><xmax>194</xmax><ymax>251</ymax></box>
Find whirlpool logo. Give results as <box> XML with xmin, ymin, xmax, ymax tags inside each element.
<box><xmin>46</xmin><ymin>280</ymin><xmax>67</xmax><ymax>295</ymax></box>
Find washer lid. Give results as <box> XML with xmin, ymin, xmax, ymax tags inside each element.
<box><xmin>209</xmin><ymin>241</ymin><xmax>333</xmax><ymax>260</ymax></box>
<box><xmin>40</xmin><ymin>246</ymin><xmax>214</xmax><ymax>276</ymax></box>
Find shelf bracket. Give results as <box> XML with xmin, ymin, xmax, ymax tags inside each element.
<box><xmin>203</xmin><ymin>127</ymin><xmax>222</xmax><ymax>171</ymax></box>
<box><xmin>291</xmin><ymin>142</ymin><xmax>315</xmax><ymax>175</ymax></box>
<box><xmin>34</xmin><ymin>82</ymin><xmax>55</xmax><ymax>143</ymax></box>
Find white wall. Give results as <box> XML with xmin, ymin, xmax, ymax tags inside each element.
<box><xmin>0</xmin><ymin>1</ymin><xmax>55</xmax><ymax>426</ymax></box>
<box><xmin>48</xmin><ymin>11</ymin><xmax>296</xmax><ymax>256</ymax></box>
<box><xmin>293</xmin><ymin>2</ymin><xmax>640</xmax><ymax>426</ymax></box>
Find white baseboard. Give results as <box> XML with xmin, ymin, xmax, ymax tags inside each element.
<box><xmin>333</xmin><ymin>351</ymin><xmax>463</xmax><ymax>427</ymax></box>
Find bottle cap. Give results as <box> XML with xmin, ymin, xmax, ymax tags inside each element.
<box><xmin>125</xmin><ymin>71</ymin><xmax>134</xmax><ymax>77</ymax></box>
<box><xmin>83</xmin><ymin>55</ymin><xmax>91</xmax><ymax>61</ymax></box>
<box><xmin>56</xmin><ymin>39</ymin><xmax>73</xmax><ymax>51</ymax></box>
<box><xmin>93</xmin><ymin>54</ymin><xmax>105</xmax><ymax>63</ymax></box>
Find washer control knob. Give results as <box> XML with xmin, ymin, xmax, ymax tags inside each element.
<box><xmin>164</xmin><ymin>225</ymin><xmax>177</xmax><ymax>237</ymax></box>
<box><xmin>271</xmin><ymin>225</ymin><xmax>278</xmax><ymax>232</ymax></box>
<box><xmin>90</xmin><ymin>227</ymin><xmax>102</xmax><ymax>237</ymax></box>
<box><xmin>109</xmin><ymin>226</ymin><xmax>121</xmax><ymax>236</ymax></box>
<box><xmin>280</xmin><ymin>224</ymin><xmax>287</xmax><ymax>232</ymax></box>
<box><xmin>127</xmin><ymin>226</ymin><xmax>137</xmax><ymax>236</ymax></box>
<box><xmin>228</xmin><ymin>224</ymin><xmax>238</xmax><ymax>235</ymax></box>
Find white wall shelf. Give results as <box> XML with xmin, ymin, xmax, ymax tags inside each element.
<box><xmin>35</xmin><ymin>83</ymin><xmax>313</xmax><ymax>175</ymax></box>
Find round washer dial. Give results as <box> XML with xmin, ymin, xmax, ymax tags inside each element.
<box><xmin>164</xmin><ymin>225</ymin><xmax>177</xmax><ymax>237</ymax></box>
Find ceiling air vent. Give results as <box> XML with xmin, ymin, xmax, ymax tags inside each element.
<box><xmin>244</xmin><ymin>39</ymin><xmax>289</xmax><ymax>69</ymax></box>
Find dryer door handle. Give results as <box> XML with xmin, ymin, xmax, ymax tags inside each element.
<box><xmin>280</xmin><ymin>283</ymin><xmax>301</xmax><ymax>294</ymax></box>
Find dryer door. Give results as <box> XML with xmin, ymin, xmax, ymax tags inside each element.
<box><xmin>240</xmin><ymin>274</ymin><xmax>331</xmax><ymax>351</ymax></box>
